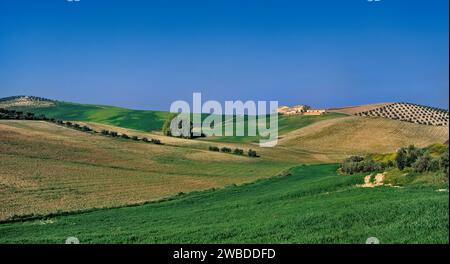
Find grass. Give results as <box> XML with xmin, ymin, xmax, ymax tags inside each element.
<box><xmin>0</xmin><ymin>164</ymin><xmax>447</xmax><ymax>243</ymax></box>
<box><xmin>201</xmin><ymin>112</ymin><xmax>346</xmax><ymax>143</ymax></box>
<box><xmin>8</xmin><ymin>101</ymin><xmax>170</xmax><ymax>132</ymax></box>
<box><xmin>384</xmin><ymin>167</ymin><xmax>449</xmax><ymax>187</ymax></box>
<box><xmin>0</xmin><ymin>120</ymin><xmax>292</xmax><ymax>221</ymax></box>
<box><xmin>278</xmin><ymin>116</ymin><xmax>449</xmax><ymax>157</ymax></box>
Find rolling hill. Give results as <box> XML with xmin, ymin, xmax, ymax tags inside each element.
<box><xmin>0</xmin><ymin>164</ymin><xmax>447</xmax><ymax>243</ymax></box>
<box><xmin>0</xmin><ymin>96</ymin><xmax>169</xmax><ymax>132</ymax></box>
<box><xmin>0</xmin><ymin>96</ymin><xmax>448</xmax><ymax>244</ymax></box>
<box><xmin>330</xmin><ymin>102</ymin><xmax>449</xmax><ymax>126</ymax></box>
<box><xmin>277</xmin><ymin>116</ymin><xmax>449</xmax><ymax>157</ymax></box>
<box><xmin>0</xmin><ymin>120</ymin><xmax>293</xmax><ymax>221</ymax></box>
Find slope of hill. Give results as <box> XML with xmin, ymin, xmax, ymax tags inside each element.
<box><xmin>0</xmin><ymin>96</ymin><xmax>55</xmax><ymax>108</ymax></box>
<box><xmin>327</xmin><ymin>103</ymin><xmax>392</xmax><ymax>115</ymax></box>
<box><xmin>355</xmin><ymin>103</ymin><xmax>448</xmax><ymax>126</ymax></box>
<box><xmin>0</xmin><ymin>164</ymin><xmax>447</xmax><ymax>243</ymax></box>
<box><xmin>329</xmin><ymin>102</ymin><xmax>449</xmax><ymax>126</ymax></box>
<box><xmin>278</xmin><ymin>116</ymin><xmax>449</xmax><ymax>157</ymax></box>
<box><xmin>201</xmin><ymin>112</ymin><xmax>347</xmax><ymax>143</ymax></box>
<box><xmin>0</xmin><ymin>120</ymin><xmax>292</xmax><ymax>221</ymax></box>
<box><xmin>0</xmin><ymin>96</ymin><xmax>169</xmax><ymax>132</ymax></box>
<box><xmin>1</xmin><ymin>95</ymin><xmax>350</xmax><ymax>138</ymax></box>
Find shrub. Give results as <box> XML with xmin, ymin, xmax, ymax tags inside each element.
<box><xmin>131</xmin><ymin>135</ymin><xmax>139</xmax><ymax>141</ymax></box>
<box><xmin>142</xmin><ymin>137</ymin><xmax>149</xmax><ymax>143</ymax></box>
<box><xmin>412</xmin><ymin>153</ymin><xmax>432</xmax><ymax>173</ymax></box>
<box><xmin>209</xmin><ymin>146</ymin><xmax>220</xmax><ymax>152</ymax></box>
<box><xmin>121</xmin><ymin>134</ymin><xmax>130</xmax><ymax>139</ymax></box>
<box><xmin>233</xmin><ymin>148</ymin><xmax>244</xmax><ymax>155</ymax></box>
<box><xmin>248</xmin><ymin>149</ymin><xmax>258</xmax><ymax>157</ymax></box>
<box><xmin>101</xmin><ymin>129</ymin><xmax>109</xmax><ymax>135</ymax></box>
<box><xmin>395</xmin><ymin>148</ymin><xmax>408</xmax><ymax>170</ymax></box>
<box><xmin>81</xmin><ymin>126</ymin><xmax>91</xmax><ymax>132</ymax></box>
<box><xmin>440</xmin><ymin>150</ymin><xmax>449</xmax><ymax>177</ymax></box>
<box><xmin>110</xmin><ymin>131</ymin><xmax>118</xmax><ymax>137</ymax></box>
<box><xmin>221</xmin><ymin>147</ymin><xmax>232</xmax><ymax>153</ymax></box>
<box><xmin>150</xmin><ymin>139</ymin><xmax>161</xmax><ymax>144</ymax></box>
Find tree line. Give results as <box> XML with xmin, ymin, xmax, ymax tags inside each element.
<box><xmin>209</xmin><ymin>145</ymin><xmax>259</xmax><ymax>157</ymax></box>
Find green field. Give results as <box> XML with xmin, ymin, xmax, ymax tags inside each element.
<box><xmin>6</xmin><ymin>100</ymin><xmax>346</xmax><ymax>139</ymax></box>
<box><xmin>9</xmin><ymin>101</ymin><xmax>169</xmax><ymax>132</ymax></box>
<box><xmin>1</xmin><ymin>164</ymin><xmax>447</xmax><ymax>243</ymax></box>
<box><xmin>201</xmin><ymin>112</ymin><xmax>346</xmax><ymax>143</ymax></box>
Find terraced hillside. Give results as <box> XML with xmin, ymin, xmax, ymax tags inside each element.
<box><xmin>354</xmin><ymin>102</ymin><xmax>449</xmax><ymax>126</ymax></box>
<box><xmin>0</xmin><ymin>120</ymin><xmax>293</xmax><ymax>221</ymax></box>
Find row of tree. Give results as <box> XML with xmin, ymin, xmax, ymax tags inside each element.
<box><xmin>0</xmin><ymin>108</ymin><xmax>47</xmax><ymax>120</ymax></box>
<box><xmin>100</xmin><ymin>129</ymin><xmax>161</xmax><ymax>144</ymax></box>
<box><xmin>340</xmin><ymin>145</ymin><xmax>449</xmax><ymax>178</ymax></box>
<box><xmin>208</xmin><ymin>146</ymin><xmax>258</xmax><ymax>157</ymax></box>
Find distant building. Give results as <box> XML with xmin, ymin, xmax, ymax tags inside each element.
<box><xmin>277</xmin><ymin>105</ymin><xmax>310</xmax><ymax>115</ymax></box>
<box><xmin>304</xmin><ymin>109</ymin><xmax>326</xmax><ymax>116</ymax></box>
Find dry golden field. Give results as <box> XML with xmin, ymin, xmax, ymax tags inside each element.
<box><xmin>278</xmin><ymin>116</ymin><xmax>449</xmax><ymax>157</ymax></box>
<box><xmin>0</xmin><ymin>120</ymin><xmax>293</xmax><ymax>220</ymax></box>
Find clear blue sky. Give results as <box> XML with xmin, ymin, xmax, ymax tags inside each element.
<box><xmin>0</xmin><ymin>0</ymin><xmax>448</xmax><ymax>110</ymax></box>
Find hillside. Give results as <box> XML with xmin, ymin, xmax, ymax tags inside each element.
<box><xmin>0</xmin><ymin>164</ymin><xmax>447</xmax><ymax>243</ymax></box>
<box><xmin>0</xmin><ymin>96</ymin><xmax>169</xmax><ymax>132</ymax></box>
<box><xmin>328</xmin><ymin>103</ymin><xmax>392</xmax><ymax>115</ymax></box>
<box><xmin>0</xmin><ymin>120</ymin><xmax>292</xmax><ymax>221</ymax></box>
<box><xmin>331</xmin><ymin>102</ymin><xmax>449</xmax><ymax>126</ymax></box>
<box><xmin>278</xmin><ymin>116</ymin><xmax>449</xmax><ymax>158</ymax></box>
<box><xmin>0</xmin><ymin>96</ymin><xmax>55</xmax><ymax>108</ymax></box>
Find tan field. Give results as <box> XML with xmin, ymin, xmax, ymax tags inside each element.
<box><xmin>328</xmin><ymin>103</ymin><xmax>393</xmax><ymax>115</ymax></box>
<box><xmin>0</xmin><ymin>120</ymin><xmax>293</xmax><ymax>220</ymax></box>
<box><xmin>278</xmin><ymin>116</ymin><xmax>449</xmax><ymax>157</ymax></box>
<box><xmin>1</xmin><ymin>114</ymin><xmax>448</xmax><ymax>221</ymax></box>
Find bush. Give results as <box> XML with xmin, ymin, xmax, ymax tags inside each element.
<box><xmin>395</xmin><ymin>147</ymin><xmax>408</xmax><ymax>170</ymax></box>
<box><xmin>121</xmin><ymin>134</ymin><xmax>130</xmax><ymax>139</ymax></box>
<box><xmin>101</xmin><ymin>129</ymin><xmax>109</xmax><ymax>135</ymax></box>
<box><xmin>131</xmin><ymin>135</ymin><xmax>139</xmax><ymax>141</ymax></box>
<box><xmin>340</xmin><ymin>158</ymin><xmax>384</xmax><ymax>174</ymax></box>
<box><xmin>150</xmin><ymin>139</ymin><xmax>161</xmax><ymax>144</ymax></box>
<box><xmin>233</xmin><ymin>148</ymin><xmax>244</xmax><ymax>155</ymax></box>
<box><xmin>110</xmin><ymin>131</ymin><xmax>118</xmax><ymax>137</ymax></box>
<box><xmin>142</xmin><ymin>137</ymin><xmax>149</xmax><ymax>143</ymax></box>
<box><xmin>81</xmin><ymin>126</ymin><xmax>91</xmax><ymax>132</ymax></box>
<box><xmin>440</xmin><ymin>150</ymin><xmax>449</xmax><ymax>177</ymax></box>
<box><xmin>412</xmin><ymin>153</ymin><xmax>432</xmax><ymax>173</ymax></box>
<box><xmin>248</xmin><ymin>149</ymin><xmax>258</xmax><ymax>157</ymax></box>
<box><xmin>221</xmin><ymin>147</ymin><xmax>232</xmax><ymax>153</ymax></box>
<box><xmin>209</xmin><ymin>146</ymin><xmax>220</xmax><ymax>152</ymax></box>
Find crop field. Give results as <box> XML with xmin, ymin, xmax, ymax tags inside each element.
<box><xmin>0</xmin><ymin>97</ymin><xmax>448</xmax><ymax>244</ymax></box>
<box><xmin>278</xmin><ymin>116</ymin><xmax>449</xmax><ymax>157</ymax></box>
<box><xmin>0</xmin><ymin>164</ymin><xmax>447</xmax><ymax>243</ymax></box>
<box><xmin>0</xmin><ymin>120</ymin><xmax>293</xmax><ymax>221</ymax></box>
<box><xmin>7</xmin><ymin>101</ymin><xmax>170</xmax><ymax>132</ymax></box>
<box><xmin>201</xmin><ymin>112</ymin><xmax>346</xmax><ymax>143</ymax></box>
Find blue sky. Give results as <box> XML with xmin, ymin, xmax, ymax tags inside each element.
<box><xmin>0</xmin><ymin>0</ymin><xmax>448</xmax><ymax>110</ymax></box>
